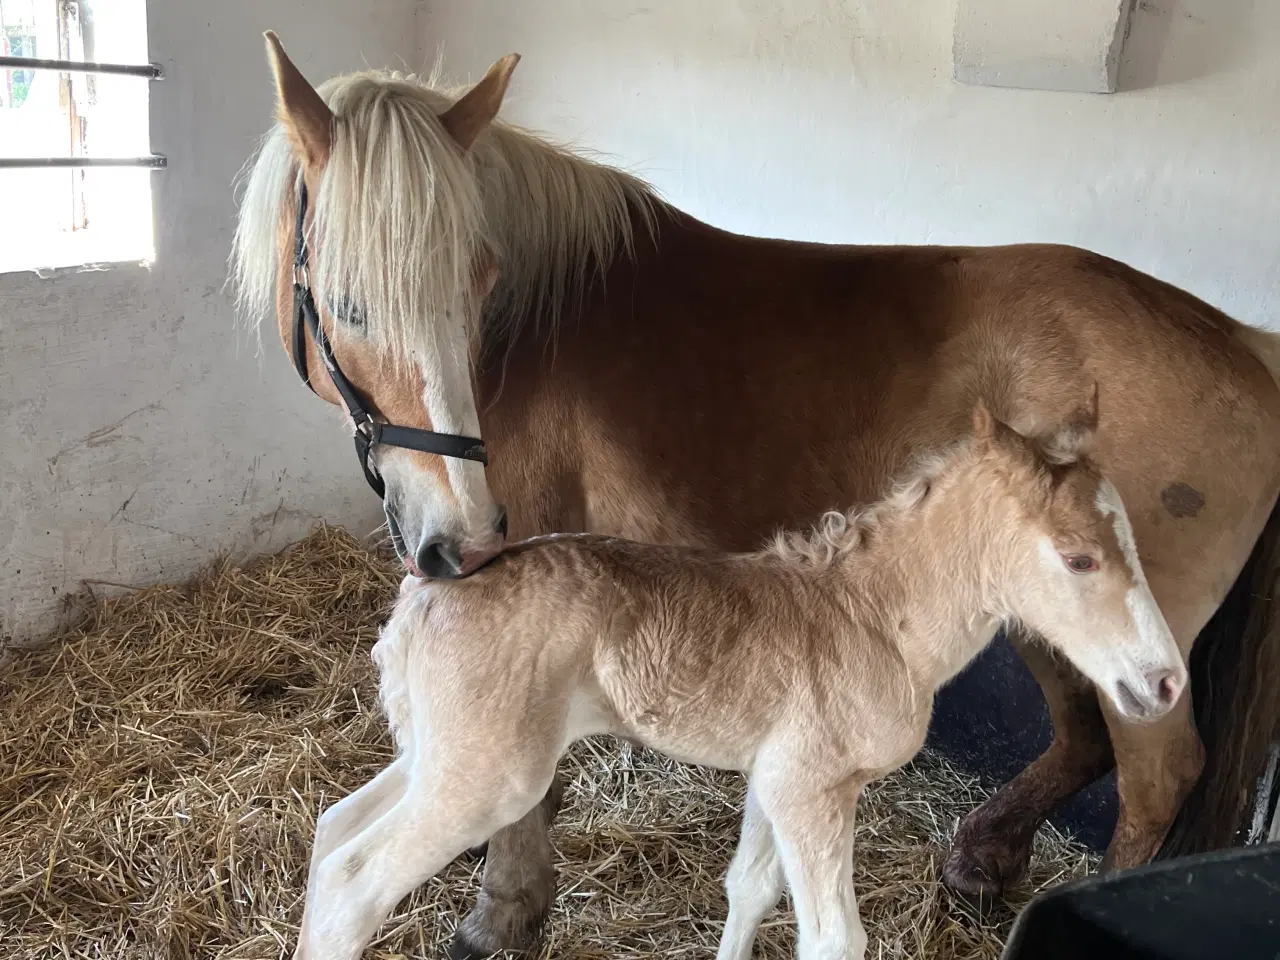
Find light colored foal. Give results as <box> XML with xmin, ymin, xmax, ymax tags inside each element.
<box><xmin>293</xmin><ymin>402</ymin><xmax>1185</xmax><ymax>960</ymax></box>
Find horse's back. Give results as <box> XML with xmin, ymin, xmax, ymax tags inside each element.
<box><xmin>504</xmin><ymin>219</ymin><xmax>1280</xmax><ymax>582</ymax></box>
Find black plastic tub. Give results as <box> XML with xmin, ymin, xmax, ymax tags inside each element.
<box><xmin>1001</xmin><ymin>844</ymin><xmax>1280</xmax><ymax>960</ymax></box>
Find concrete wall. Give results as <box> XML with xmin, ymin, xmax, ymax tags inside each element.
<box><xmin>0</xmin><ymin>1</ymin><xmax>422</xmax><ymax>641</ymax></box>
<box><xmin>7</xmin><ymin>0</ymin><xmax>1278</xmax><ymax>647</ymax></box>
<box><xmin>420</xmin><ymin>0</ymin><xmax>1280</xmax><ymax>331</ymax></box>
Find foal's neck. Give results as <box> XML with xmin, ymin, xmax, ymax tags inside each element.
<box><xmin>840</xmin><ymin>479</ymin><xmax>1014</xmax><ymax>692</ymax></box>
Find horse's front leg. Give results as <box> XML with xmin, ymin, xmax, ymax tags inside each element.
<box><xmin>760</xmin><ymin>775</ymin><xmax>865</xmax><ymax>960</ymax></box>
<box><xmin>447</xmin><ymin>773</ymin><xmax>566</xmax><ymax>959</ymax></box>
<box><xmin>302</xmin><ymin>776</ymin><xmax>535</xmax><ymax>960</ymax></box>
<box><xmin>295</xmin><ymin>757</ymin><xmax>411</xmax><ymax>958</ymax></box>
<box><xmin>717</xmin><ymin>784</ymin><xmax>785</xmax><ymax>960</ymax></box>
<box><xmin>1099</xmin><ymin>598</ymin><xmax>1205</xmax><ymax>870</ymax></box>
<box><xmin>942</xmin><ymin>630</ymin><xmax>1114</xmax><ymax>901</ymax></box>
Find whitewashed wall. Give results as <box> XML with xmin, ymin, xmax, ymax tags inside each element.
<box><xmin>0</xmin><ymin>1</ymin><xmax>422</xmax><ymax>641</ymax></box>
<box><xmin>6</xmin><ymin>0</ymin><xmax>1279</xmax><ymax>642</ymax></box>
<box><xmin>421</xmin><ymin>0</ymin><xmax>1280</xmax><ymax>329</ymax></box>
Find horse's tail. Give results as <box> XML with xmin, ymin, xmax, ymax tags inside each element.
<box><xmin>1161</xmin><ymin>323</ymin><xmax>1280</xmax><ymax>855</ymax></box>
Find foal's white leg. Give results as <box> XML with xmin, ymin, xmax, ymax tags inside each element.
<box><xmin>301</xmin><ymin>768</ymin><xmax>555</xmax><ymax>960</ymax></box>
<box><xmin>767</xmin><ymin>789</ymin><xmax>865</xmax><ymax>960</ymax></box>
<box><xmin>295</xmin><ymin>757</ymin><xmax>411</xmax><ymax>959</ymax></box>
<box><xmin>716</xmin><ymin>786</ymin><xmax>784</xmax><ymax>960</ymax></box>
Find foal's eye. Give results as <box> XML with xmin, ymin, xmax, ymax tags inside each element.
<box><xmin>1063</xmin><ymin>555</ymin><xmax>1098</xmax><ymax>574</ymax></box>
<box><xmin>327</xmin><ymin>295</ymin><xmax>366</xmax><ymax>331</ymax></box>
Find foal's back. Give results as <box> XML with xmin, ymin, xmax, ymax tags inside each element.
<box><xmin>387</xmin><ymin>534</ymin><xmax>918</xmax><ymax>774</ymax></box>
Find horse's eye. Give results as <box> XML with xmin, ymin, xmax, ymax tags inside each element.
<box><xmin>1063</xmin><ymin>554</ymin><xmax>1098</xmax><ymax>574</ymax></box>
<box><xmin>328</xmin><ymin>295</ymin><xmax>366</xmax><ymax>330</ymax></box>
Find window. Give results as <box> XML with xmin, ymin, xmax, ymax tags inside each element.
<box><xmin>0</xmin><ymin>0</ymin><xmax>159</xmax><ymax>274</ymax></box>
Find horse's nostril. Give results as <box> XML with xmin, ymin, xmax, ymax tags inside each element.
<box><xmin>384</xmin><ymin>508</ymin><xmax>411</xmax><ymax>562</ymax></box>
<box><xmin>416</xmin><ymin>539</ymin><xmax>465</xmax><ymax>579</ymax></box>
<box><xmin>1115</xmin><ymin>679</ymin><xmax>1146</xmax><ymax>717</ymax></box>
<box><xmin>496</xmin><ymin>507</ymin><xmax>509</xmax><ymax>539</ymax></box>
<box><xmin>1148</xmin><ymin>668</ymin><xmax>1183</xmax><ymax>706</ymax></box>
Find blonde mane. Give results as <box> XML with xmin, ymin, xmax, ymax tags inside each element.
<box><xmin>230</xmin><ymin>67</ymin><xmax>658</xmax><ymax>362</ymax></box>
<box><xmin>767</xmin><ymin>445</ymin><xmax>962</xmax><ymax>569</ymax></box>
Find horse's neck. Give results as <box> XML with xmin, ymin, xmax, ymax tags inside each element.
<box><xmin>842</xmin><ymin>491</ymin><xmax>1009</xmax><ymax>693</ymax></box>
<box><xmin>472</xmin><ymin>131</ymin><xmax>656</xmax><ymax>348</ymax></box>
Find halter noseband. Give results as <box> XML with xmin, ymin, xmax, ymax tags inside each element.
<box><xmin>290</xmin><ymin>182</ymin><xmax>488</xmax><ymax>499</ymax></box>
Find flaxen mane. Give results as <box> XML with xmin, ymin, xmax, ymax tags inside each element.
<box><xmin>230</xmin><ymin>67</ymin><xmax>657</xmax><ymax>363</ymax></box>
<box><xmin>767</xmin><ymin>447</ymin><xmax>959</xmax><ymax>569</ymax></box>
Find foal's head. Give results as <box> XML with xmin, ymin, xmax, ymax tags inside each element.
<box><xmin>231</xmin><ymin>34</ymin><xmax>520</xmax><ymax>578</ymax></box>
<box><xmin>967</xmin><ymin>399</ymin><xmax>1185</xmax><ymax>723</ymax></box>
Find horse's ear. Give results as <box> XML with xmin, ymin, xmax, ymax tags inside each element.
<box><xmin>972</xmin><ymin>400</ymin><xmax>997</xmax><ymax>442</ymax></box>
<box><xmin>264</xmin><ymin>31</ymin><xmax>333</xmax><ymax>169</ymax></box>
<box><xmin>1041</xmin><ymin>385</ymin><xmax>1099</xmax><ymax>464</ymax></box>
<box><xmin>472</xmin><ymin>245</ymin><xmax>500</xmax><ymax>300</ymax></box>
<box><xmin>440</xmin><ymin>53</ymin><xmax>520</xmax><ymax>150</ymax></box>
<box><xmin>1083</xmin><ymin>381</ymin><xmax>1100</xmax><ymax>428</ymax></box>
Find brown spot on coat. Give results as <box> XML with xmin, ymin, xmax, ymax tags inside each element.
<box><xmin>1161</xmin><ymin>482</ymin><xmax>1205</xmax><ymax>519</ymax></box>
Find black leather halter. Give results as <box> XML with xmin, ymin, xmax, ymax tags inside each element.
<box><xmin>290</xmin><ymin>182</ymin><xmax>488</xmax><ymax>499</ymax></box>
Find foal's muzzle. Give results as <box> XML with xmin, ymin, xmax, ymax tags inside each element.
<box><xmin>1114</xmin><ymin>665</ymin><xmax>1185</xmax><ymax>722</ymax></box>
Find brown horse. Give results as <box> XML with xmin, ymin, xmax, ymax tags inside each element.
<box><xmin>232</xmin><ymin>34</ymin><xmax>1280</xmax><ymax>957</ymax></box>
<box><xmin>295</xmin><ymin>403</ymin><xmax>1185</xmax><ymax>960</ymax></box>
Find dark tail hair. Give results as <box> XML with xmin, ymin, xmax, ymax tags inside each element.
<box><xmin>1160</xmin><ymin>473</ymin><xmax>1280</xmax><ymax>854</ymax></box>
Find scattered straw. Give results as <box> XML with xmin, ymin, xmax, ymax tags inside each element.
<box><xmin>0</xmin><ymin>526</ymin><xmax>1095</xmax><ymax>959</ymax></box>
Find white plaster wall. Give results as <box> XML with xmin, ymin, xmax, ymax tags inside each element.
<box><xmin>0</xmin><ymin>1</ymin><xmax>423</xmax><ymax>641</ymax></box>
<box><xmin>6</xmin><ymin>0</ymin><xmax>1277</xmax><ymax>643</ymax></box>
<box><xmin>421</xmin><ymin>0</ymin><xmax>1280</xmax><ymax>330</ymax></box>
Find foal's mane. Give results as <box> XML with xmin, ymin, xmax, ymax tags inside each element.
<box><xmin>767</xmin><ymin>445</ymin><xmax>964</xmax><ymax>570</ymax></box>
<box><xmin>231</xmin><ymin>66</ymin><xmax>658</xmax><ymax>361</ymax></box>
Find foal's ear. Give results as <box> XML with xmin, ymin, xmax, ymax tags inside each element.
<box><xmin>264</xmin><ymin>31</ymin><xmax>334</xmax><ymax>170</ymax></box>
<box><xmin>1040</xmin><ymin>383</ymin><xmax>1100</xmax><ymax>464</ymax></box>
<box><xmin>971</xmin><ymin>400</ymin><xmax>997</xmax><ymax>442</ymax></box>
<box><xmin>440</xmin><ymin>53</ymin><xmax>520</xmax><ymax>150</ymax></box>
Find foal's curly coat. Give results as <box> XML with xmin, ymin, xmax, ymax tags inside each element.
<box><xmin>294</xmin><ymin>406</ymin><xmax>1184</xmax><ymax>960</ymax></box>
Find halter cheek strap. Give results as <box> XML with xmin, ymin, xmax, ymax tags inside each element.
<box><xmin>290</xmin><ymin>181</ymin><xmax>488</xmax><ymax>499</ymax></box>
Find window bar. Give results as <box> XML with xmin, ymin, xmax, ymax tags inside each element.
<box><xmin>0</xmin><ymin>55</ymin><xmax>162</xmax><ymax>79</ymax></box>
<box><xmin>0</xmin><ymin>157</ymin><xmax>166</xmax><ymax>169</ymax></box>
<box><xmin>0</xmin><ymin>56</ymin><xmax>166</xmax><ymax>170</ymax></box>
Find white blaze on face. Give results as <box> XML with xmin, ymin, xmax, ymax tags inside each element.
<box><xmin>401</xmin><ymin>309</ymin><xmax>499</xmax><ymax>544</ymax></box>
<box><xmin>420</xmin><ymin>339</ymin><xmax>493</xmax><ymax>527</ymax></box>
<box><xmin>1094</xmin><ymin>480</ymin><xmax>1180</xmax><ymax>675</ymax></box>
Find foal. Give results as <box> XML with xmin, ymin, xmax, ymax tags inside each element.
<box><xmin>295</xmin><ymin>404</ymin><xmax>1185</xmax><ymax>960</ymax></box>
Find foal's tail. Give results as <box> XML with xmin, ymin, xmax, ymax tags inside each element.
<box><xmin>1162</xmin><ymin>323</ymin><xmax>1280</xmax><ymax>855</ymax></box>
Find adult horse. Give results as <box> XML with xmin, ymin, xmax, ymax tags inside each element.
<box><xmin>233</xmin><ymin>35</ymin><xmax>1280</xmax><ymax>958</ymax></box>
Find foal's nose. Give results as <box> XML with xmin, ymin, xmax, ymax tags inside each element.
<box><xmin>416</xmin><ymin>538</ymin><xmax>465</xmax><ymax>579</ymax></box>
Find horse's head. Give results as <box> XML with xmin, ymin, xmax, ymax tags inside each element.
<box><xmin>969</xmin><ymin>394</ymin><xmax>1186</xmax><ymax>723</ymax></box>
<box><xmin>232</xmin><ymin>33</ymin><xmax>520</xmax><ymax>579</ymax></box>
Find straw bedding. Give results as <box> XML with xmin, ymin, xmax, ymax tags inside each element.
<box><xmin>0</xmin><ymin>526</ymin><xmax>1094</xmax><ymax>959</ymax></box>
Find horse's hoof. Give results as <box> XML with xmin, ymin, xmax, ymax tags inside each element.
<box><xmin>940</xmin><ymin>838</ymin><xmax>1030</xmax><ymax>916</ymax></box>
<box><xmin>445</xmin><ymin>931</ymin><xmax>495</xmax><ymax>960</ymax></box>
<box><xmin>448</xmin><ymin>892</ymin><xmax>548</xmax><ymax>959</ymax></box>
<box><xmin>940</xmin><ymin>854</ymin><xmax>1003</xmax><ymax>919</ymax></box>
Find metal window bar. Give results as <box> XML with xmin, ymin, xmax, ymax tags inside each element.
<box><xmin>0</xmin><ymin>55</ymin><xmax>166</xmax><ymax>170</ymax></box>
<box><xmin>0</xmin><ymin>55</ymin><xmax>161</xmax><ymax>78</ymax></box>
